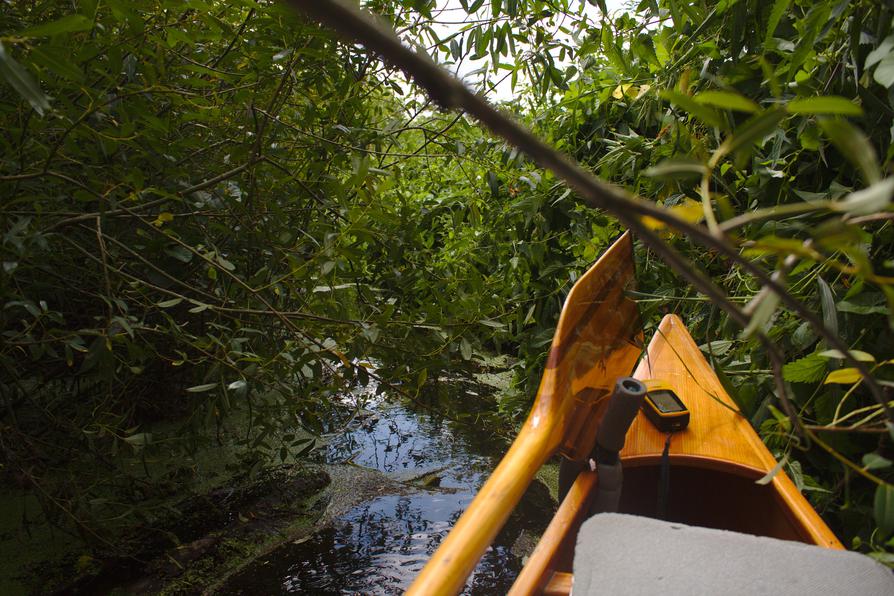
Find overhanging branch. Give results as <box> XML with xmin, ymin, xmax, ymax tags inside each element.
<box><xmin>281</xmin><ymin>0</ymin><xmax>890</xmax><ymax>421</ymax></box>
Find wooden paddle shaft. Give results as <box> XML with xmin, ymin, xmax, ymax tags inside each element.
<box><xmin>406</xmin><ymin>421</ymin><xmax>555</xmax><ymax>596</ymax></box>
<box><xmin>408</xmin><ymin>233</ymin><xmax>643</xmax><ymax>594</ymax></box>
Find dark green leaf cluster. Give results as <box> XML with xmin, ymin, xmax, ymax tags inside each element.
<box><xmin>4</xmin><ymin>0</ymin><xmax>894</xmax><ymax>574</ymax></box>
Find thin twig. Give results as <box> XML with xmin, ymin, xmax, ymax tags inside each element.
<box><xmin>209</xmin><ymin>8</ymin><xmax>256</xmax><ymax>68</ymax></box>
<box><xmin>804</xmin><ymin>424</ymin><xmax>889</xmax><ymax>434</ymax></box>
<box><xmin>39</xmin><ymin>159</ymin><xmax>259</xmax><ymax>233</ymax></box>
<box><xmin>95</xmin><ymin>216</ymin><xmax>113</xmax><ymax>325</ymax></box>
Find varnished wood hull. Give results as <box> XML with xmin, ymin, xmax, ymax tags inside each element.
<box><xmin>512</xmin><ymin>313</ymin><xmax>842</xmax><ymax>595</ymax></box>
<box><xmin>626</xmin><ymin>314</ymin><xmax>839</xmax><ymax>547</ymax></box>
<box><xmin>409</xmin><ymin>233</ymin><xmax>841</xmax><ymax>596</ymax></box>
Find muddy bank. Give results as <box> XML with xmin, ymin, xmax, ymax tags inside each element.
<box><xmin>26</xmin><ymin>464</ymin><xmax>328</xmax><ymax>595</ymax></box>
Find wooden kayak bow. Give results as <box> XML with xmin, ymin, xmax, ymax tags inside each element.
<box><xmin>511</xmin><ymin>313</ymin><xmax>843</xmax><ymax>595</ymax></box>
<box><xmin>408</xmin><ymin>232</ymin><xmax>842</xmax><ymax>595</ymax></box>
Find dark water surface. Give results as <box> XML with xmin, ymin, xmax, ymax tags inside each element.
<box><xmin>221</xmin><ymin>381</ymin><xmax>546</xmax><ymax>595</ymax></box>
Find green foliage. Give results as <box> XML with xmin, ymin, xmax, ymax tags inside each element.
<box><xmin>0</xmin><ymin>0</ymin><xmax>611</xmax><ymax>556</ymax></box>
<box><xmin>2</xmin><ymin>0</ymin><xmax>397</xmax><ymax>548</ymax></box>
<box><xmin>2</xmin><ymin>0</ymin><xmax>894</xmax><ymax>570</ymax></box>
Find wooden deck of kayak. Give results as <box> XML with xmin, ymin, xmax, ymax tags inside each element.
<box><xmin>513</xmin><ymin>313</ymin><xmax>842</xmax><ymax>595</ymax></box>
<box><xmin>407</xmin><ymin>232</ymin><xmax>842</xmax><ymax>596</ymax></box>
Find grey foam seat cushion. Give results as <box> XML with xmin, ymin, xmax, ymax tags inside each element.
<box><xmin>573</xmin><ymin>513</ymin><xmax>894</xmax><ymax>595</ymax></box>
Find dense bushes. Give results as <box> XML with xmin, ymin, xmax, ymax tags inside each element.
<box><xmin>2</xmin><ymin>0</ymin><xmax>893</xmax><ymax>565</ymax></box>
<box><xmin>0</xmin><ymin>0</ymin><xmax>592</xmax><ymax>549</ymax></box>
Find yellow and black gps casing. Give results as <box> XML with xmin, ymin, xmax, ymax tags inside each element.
<box><xmin>642</xmin><ymin>381</ymin><xmax>689</xmax><ymax>432</ymax></box>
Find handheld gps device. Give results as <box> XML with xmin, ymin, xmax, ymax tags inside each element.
<box><xmin>643</xmin><ymin>382</ymin><xmax>689</xmax><ymax>432</ymax></box>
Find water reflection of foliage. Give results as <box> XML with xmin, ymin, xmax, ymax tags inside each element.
<box><xmin>224</xmin><ymin>494</ymin><xmax>521</xmax><ymax>595</ymax></box>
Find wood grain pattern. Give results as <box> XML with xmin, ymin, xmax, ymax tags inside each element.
<box><xmin>624</xmin><ymin>315</ymin><xmax>778</xmax><ymax>470</ymax></box>
<box><xmin>509</xmin><ymin>314</ymin><xmax>842</xmax><ymax>595</ymax></box>
<box><xmin>542</xmin><ymin>572</ymin><xmax>573</xmax><ymax>596</ymax></box>
<box><xmin>508</xmin><ymin>469</ymin><xmax>597</xmax><ymax>596</ymax></box>
<box><xmin>626</xmin><ymin>314</ymin><xmax>842</xmax><ymax>549</ymax></box>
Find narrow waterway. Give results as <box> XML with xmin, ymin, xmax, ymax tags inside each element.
<box><xmin>220</xmin><ymin>375</ymin><xmax>555</xmax><ymax>595</ymax></box>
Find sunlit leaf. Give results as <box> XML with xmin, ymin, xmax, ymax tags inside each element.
<box><xmin>742</xmin><ymin>290</ymin><xmax>780</xmax><ymax>338</ymax></box>
<box><xmin>479</xmin><ymin>318</ymin><xmax>506</xmax><ymax>329</ymax></box>
<box><xmin>823</xmin><ymin>368</ymin><xmax>863</xmax><ymax>384</ymax></box>
<box><xmin>799</xmin><ymin>124</ymin><xmax>821</xmax><ymax>150</ymax></box>
<box><xmin>695</xmin><ymin>90</ymin><xmax>759</xmax><ymax>113</ymax></box>
<box><xmin>165</xmin><ymin>245</ymin><xmax>193</xmax><ymax>263</ymax></box>
<box><xmin>718</xmin><ymin>107</ymin><xmax>787</xmax><ymax>156</ymax></box>
<box><xmin>763</xmin><ymin>0</ymin><xmax>791</xmax><ymax>50</ymax></box>
<box><xmin>834</xmin><ymin>178</ymin><xmax>894</xmax><ymax>215</ymax></box>
<box><xmin>659</xmin><ymin>89</ymin><xmax>725</xmax><ymax>129</ymax></box>
<box><xmin>818</xmin><ymin>119</ymin><xmax>881</xmax><ymax>185</ymax></box>
<box><xmin>460</xmin><ymin>337</ymin><xmax>472</xmax><ymax>360</ymax></box>
<box><xmin>782</xmin><ymin>353</ymin><xmax>827</xmax><ymax>383</ymax></box>
<box><xmin>817</xmin><ymin>349</ymin><xmax>876</xmax><ymax>362</ymax></box>
<box><xmin>122</xmin><ymin>432</ymin><xmax>152</xmax><ymax>446</ymax></box>
<box><xmin>864</xmin><ymin>453</ymin><xmax>893</xmax><ymax>471</ymax></box>
<box><xmin>790</xmin><ymin>3</ymin><xmax>830</xmax><ymax>75</ymax></box>
<box><xmin>643</xmin><ymin>159</ymin><xmax>708</xmax><ymax>180</ymax></box>
<box><xmin>186</xmin><ymin>383</ymin><xmax>218</xmax><ymax>393</ymax></box>
<box><xmin>787</xmin><ymin>96</ymin><xmax>863</xmax><ymax>116</ymax></box>
<box><xmin>30</xmin><ymin>46</ymin><xmax>85</xmax><ymax>82</ymax></box>
<box><xmin>612</xmin><ymin>83</ymin><xmax>635</xmax><ymax>99</ymax></box>
<box><xmin>837</xmin><ymin>301</ymin><xmax>889</xmax><ymax>315</ymax></box>
<box><xmin>756</xmin><ymin>454</ymin><xmax>787</xmax><ymax>485</ymax></box>
<box><xmin>872</xmin><ymin>52</ymin><xmax>894</xmax><ymax>88</ymax></box>
<box><xmin>817</xmin><ymin>277</ymin><xmax>838</xmax><ymax>341</ymax></box>
<box><xmin>227</xmin><ymin>380</ymin><xmax>247</xmax><ymax>394</ymax></box>
<box><xmin>866</xmin><ymin>35</ymin><xmax>894</xmax><ymax>70</ymax></box>
<box><xmin>699</xmin><ymin>340</ymin><xmax>734</xmax><ymax>356</ymax></box>
<box><xmin>153</xmin><ymin>212</ymin><xmax>174</xmax><ymax>226</ymax></box>
<box><xmin>19</xmin><ymin>15</ymin><xmax>94</xmax><ymax>38</ymax></box>
<box><xmin>217</xmin><ymin>255</ymin><xmax>236</xmax><ymax>271</ymax></box>
<box><xmin>641</xmin><ymin>198</ymin><xmax>704</xmax><ymax>230</ymax></box>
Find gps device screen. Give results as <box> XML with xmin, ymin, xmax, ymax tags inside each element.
<box><xmin>649</xmin><ymin>390</ymin><xmax>685</xmax><ymax>413</ymax></box>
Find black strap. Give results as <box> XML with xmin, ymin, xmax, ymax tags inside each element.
<box><xmin>657</xmin><ymin>432</ymin><xmax>672</xmax><ymax>519</ymax></box>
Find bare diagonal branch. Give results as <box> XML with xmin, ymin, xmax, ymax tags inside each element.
<box><xmin>282</xmin><ymin>0</ymin><xmax>890</xmax><ymax>422</ymax></box>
